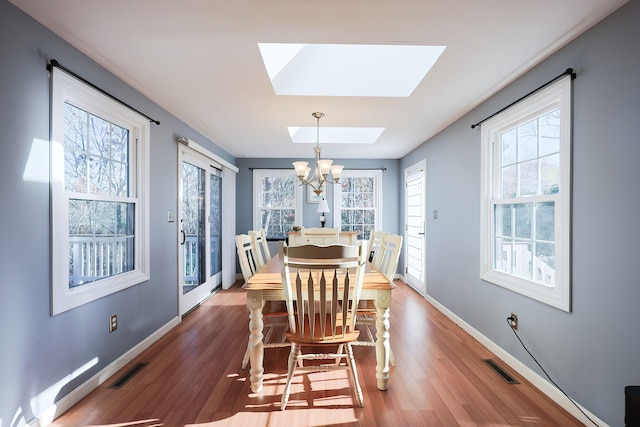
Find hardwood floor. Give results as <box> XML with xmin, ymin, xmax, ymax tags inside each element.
<box><xmin>51</xmin><ymin>280</ymin><xmax>583</xmax><ymax>427</ymax></box>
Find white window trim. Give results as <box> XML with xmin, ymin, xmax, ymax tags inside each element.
<box><xmin>50</xmin><ymin>68</ymin><xmax>151</xmax><ymax>315</ymax></box>
<box><xmin>252</xmin><ymin>169</ymin><xmax>303</xmax><ymax>234</ymax></box>
<box><xmin>333</xmin><ymin>169</ymin><xmax>383</xmax><ymax>240</ymax></box>
<box><xmin>480</xmin><ymin>76</ymin><xmax>572</xmax><ymax>312</ymax></box>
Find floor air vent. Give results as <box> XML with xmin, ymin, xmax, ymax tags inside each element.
<box><xmin>483</xmin><ymin>359</ymin><xmax>519</xmax><ymax>384</ymax></box>
<box><xmin>108</xmin><ymin>362</ymin><xmax>148</xmax><ymax>389</ymax></box>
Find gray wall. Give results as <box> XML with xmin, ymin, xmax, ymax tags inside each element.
<box><xmin>400</xmin><ymin>1</ymin><xmax>640</xmax><ymax>425</ymax></box>
<box><xmin>235</xmin><ymin>157</ymin><xmax>401</xmax><ymax>237</ymax></box>
<box><xmin>0</xmin><ymin>1</ymin><xmax>235</xmax><ymax>424</ymax></box>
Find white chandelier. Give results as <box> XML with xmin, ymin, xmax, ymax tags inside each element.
<box><xmin>292</xmin><ymin>112</ymin><xmax>344</xmax><ymax>197</ymax></box>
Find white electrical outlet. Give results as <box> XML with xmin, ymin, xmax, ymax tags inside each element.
<box><xmin>109</xmin><ymin>314</ymin><xmax>118</xmax><ymax>332</ymax></box>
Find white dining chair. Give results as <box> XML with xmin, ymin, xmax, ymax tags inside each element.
<box><xmin>236</xmin><ymin>234</ymin><xmax>260</xmax><ymax>284</ymax></box>
<box><xmin>278</xmin><ymin>241</ymin><xmax>367</xmax><ymax>409</ymax></box>
<box><xmin>366</xmin><ymin>230</ymin><xmax>389</xmax><ymax>263</ymax></box>
<box><xmin>353</xmin><ymin>233</ymin><xmax>403</xmax><ymax>366</ymax></box>
<box><xmin>236</xmin><ymin>233</ymin><xmax>289</xmax><ymax>369</ymax></box>
<box><xmin>249</xmin><ymin>228</ymin><xmax>270</xmax><ymax>268</ymax></box>
<box><xmin>372</xmin><ymin>233</ymin><xmax>403</xmax><ymax>281</ymax></box>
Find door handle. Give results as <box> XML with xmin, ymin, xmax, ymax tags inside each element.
<box><xmin>180</xmin><ymin>219</ymin><xmax>186</xmax><ymax>245</ymax></box>
<box><xmin>418</xmin><ymin>232</ymin><xmax>425</xmax><ymax>235</ymax></box>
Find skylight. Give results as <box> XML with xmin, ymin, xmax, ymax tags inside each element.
<box><xmin>259</xmin><ymin>43</ymin><xmax>446</xmax><ymax>97</ymax></box>
<box><xmin>288</xmin><ymin>126</ymin><xmax>384</xmax><ymax>144</ymax></box>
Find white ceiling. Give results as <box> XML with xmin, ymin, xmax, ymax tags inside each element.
<box><xmin>11</xmin><ymin>0</ymin><xmax>627</xmax><ymax>160</ymax></box>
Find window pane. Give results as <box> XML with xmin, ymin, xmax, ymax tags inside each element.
<box><xmin>518</xmin><ymin>159</ymin><xmax>538</xmax><ymax>196</ymax></box>
<box><xmin>262</xmin><ymin>208</ymin><xmax>294</xmax><ymax>237</ymax></box>
<box><xmin>68</xmin><ymin>200</ymin><xmax>135</xmax><ymax>289</ymax></box>
<box><xmin>541</xmin><ymin>154</ymin><xmax>560</xmax><ymax>195</ymax></box>
<box><xmin>500</xmin><ymin>129</ymin><xmax>517</xmax><ymax>166</ymax></box>
<box><xmin>116</xmin><ymin>202</ymin><xmax>134</xmax><ymax>236</ymax></box>
<box><xmin>89</xmin><ymin>115</ymin><xmax>109</xmax><ymax>157</ymax></box>
<box><xmin>494</xmin><ymin>237</ymin><xmax>512</xmax><ymax>274</ymax></box>
<box><xmin>356</xmin><ymin>177</ymin><xmax>374</xmax><ymax>192</ymax></box>
<box><xmin>536</xmin><ymin>201</ymin><xmax>555</xmax><ymax>241</ymax></box>
<box><xmin>65</xmin><ymin>151</ymin><xmax>87</xmax><ymax>193</ymax></box>
<box><xmin>353</xmin><ymin>209</ymin><xmax>364</xmax><ymax>225</ymax></box>
<box><xmin>514</xmin><ymin>203</ymin><xmax>532</xmax><ymax>239</ymax></box>
<box><xmin>111</xmin><ymin>161</ymin><xmax>128</xmax><ymax>197</ymax></box>
<box><xmin>64</xmin><ymin>103</ymin><xmax>130</xmax><ymax>198</ymax></box>
<box><xmin>110</xmin><ymin>124</ymin><xmax>129</xmax><ymax>162</ymax></box>
<box><xmin>210</xmin><ymin>174</ymin><xmax>222</xmax><ymax>276</ymax></box>
<box><xmin>88</xmin><ymin>156</ymin><xmax>110</xmax><ymax>194</ymax></box>
<box><xmin>95</xmin><ymin>201</ymin><xmax>116</xmax><ymax>236</ymax></box>
<box><xmin>363</xmin><ymin>209</ymin><xmax>375</xmax><ymax>224</ymax></box>
<box><xmin>262</xmin><ymin>177</ymin><xmax>294</xmax><ymax>208</ymax></box>
<box><xmin>501</xmin><ymin>164</ymin><xmax>516</xmax><ymax>198</ymax></box>
<box><xmin>517</xmin><ymin>119</ymin><xmax>538</xmax><ymax>162</ymax></box>
<box><xmin>535</xmin><ymin>242</ymin><xmax>555</xmax><ymax>285</ymax></box>
<box><xmin>539</xmin><ymin>109</ymin><xmax>560</xmax><ymax>156</ymax></box>
<box><xmin>64</xmin><ymin>103</ymin><xmax>88</xmax><ymax>151</ymax></box>
<box><xmin>495</xmin><ymin>204</ymin><xmax>512</xmax><ymax>237</ymax></box>
<box><xmin>69</xmin><ymin>199</ymin><xmax>92</xmax><ymax>236</ymax></box>
<box><xmin>341</xmin><ymin>210</ymin><xmax>352</xmax><ymax>225</ymax></box>
<box><xmin>513</xmin><ymin>242</ymin><xmax>532</xmax><ymax>280</ymax></box>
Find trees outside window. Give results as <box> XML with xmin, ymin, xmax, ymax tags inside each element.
<box><xmin>253</xmin><ymin>170</ymin><xmax>302</xmax><ymax>238</ymax></box>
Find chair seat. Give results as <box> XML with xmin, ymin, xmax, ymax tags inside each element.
<box><xmin>263</xmin><ymin>300</ymin><xmax>288</xmax><ymax>315</ymax></box>
<box><xmin>286</xmin><ymin>314</ymin><xmax>360</xmax><ymax>345</ymax></box>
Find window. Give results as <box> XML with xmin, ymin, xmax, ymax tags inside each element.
<box><xmin>333</xmin><ymin>170</ymin><xmax>383</xmax><ymax>241</ymax></box>
<box><xmin>51</xmin><ymin>68</ymin><xmax>150</xmax><ymax>315</ymax></box>
<box><xmin>480</xmin><ymin>76</ymin><xmax>571</xmax><ymax>311</ymax></box>
<box><xmin>253</xmin><ymin>169</ymin><xmax>303</xmax><ymax>238</ymax></box>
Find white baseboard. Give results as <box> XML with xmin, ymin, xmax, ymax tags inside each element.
<box><xmin>425</xmin><ymin>295</ymin><xmax>607</xmax><ymax>427</ymax></box>
<box><xmin>33</xmin><ymin>316</ymin><xmax>181</xmax><ymax>427</ymax></box>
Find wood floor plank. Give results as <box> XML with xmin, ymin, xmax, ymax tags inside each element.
<box><xmin>50</xmin><ymin>280</ymin><xmax>584</xmax><ymax>427</ymax></box>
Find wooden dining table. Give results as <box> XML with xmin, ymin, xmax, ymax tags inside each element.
<box><xmin>243</xmin><ymin>254</ymin><xmax>395</xmax><ymax>393</ymax></box>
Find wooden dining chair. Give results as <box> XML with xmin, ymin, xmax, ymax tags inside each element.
<box><xmin>298</xmin><ymin>226</ymin><xmax>340</xmax><ymax>245</ymax></box>
<box><xmin>236</xmin><ymin>234</ymin><xmax>288</xmax><ymax>369</ymax></box>
<box><xmin>249</xmin><ymin>228</ymin><xmax>270</xmax><ymax>269</ymax></box>
<box><xmin>353</xmin><ymin>233</ymin><xmax>403</xmax><ymax>366</ymax></box>
<box><xmin>279</xmin><ymin>241</ymin><xmax>367</xmax><ymax>410</ymax></box>
<box><xmin>366</xmin><ymin>230</ymin><xmax>389</xmax><ymax>262</ymax></box>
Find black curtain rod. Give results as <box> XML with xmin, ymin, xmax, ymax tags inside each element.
<box><xmin>249</xmin><ymin>167</ymin><xmax>387</xmax><ymax>171</ymax></box>
<box><xmin>471</xmin><ymin>68</ymin><xmax>576</xmax><ymax>129</ymax></box>
<box><xmin>47</xmin><ymin>59</ymin><xmax>160</xmax><ymax>125</ymax></box>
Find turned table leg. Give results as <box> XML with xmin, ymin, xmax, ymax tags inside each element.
<box><xmin>375</xmin><ymin>289</ymin><xmax>392</xmax><ymax>390</ymax></box>
<box><xmin>247</xmin><ymin>290</ymin><xmax>264</xmax><ymax>393</ymax></box>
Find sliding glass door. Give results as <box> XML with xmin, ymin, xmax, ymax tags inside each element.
<box><xmin>179</xmin><ymin>148</ymin><xmax>222</xmax><ymax>316</ymax></box>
